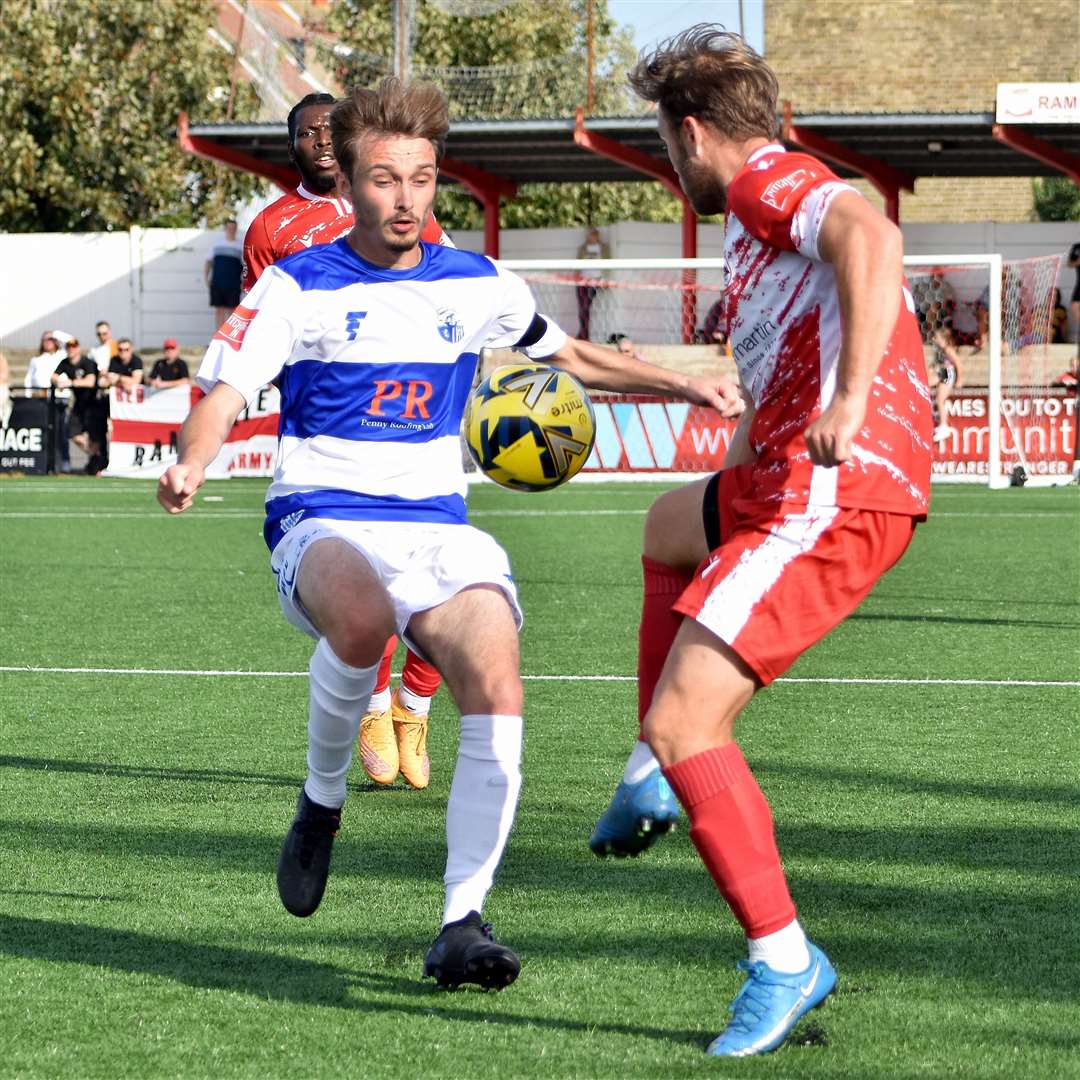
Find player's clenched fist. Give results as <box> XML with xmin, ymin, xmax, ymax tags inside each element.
<box><xmin>685</xmin><ymin>375</ymin><xmax>745</xmax><ymax>418</ymax></box>
<box><xmin>804</xmin><ymin>395</ymin><xmax>866</xmax><ymax>467</ymax></box>
<box><xmin>157</xmin><ymin>463</ymin><xmax>205</xmax><ymax>514</ymax></box>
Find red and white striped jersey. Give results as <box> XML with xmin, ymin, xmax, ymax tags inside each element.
<box><xmin>723</xmin><ymin>144</ymin><xmax>933</xmax><ymax>516</ymax></box>
<box><xmin>242</xmin><ymin>183</ymin><xmax>451</xmax><ymax>292</ymax></box>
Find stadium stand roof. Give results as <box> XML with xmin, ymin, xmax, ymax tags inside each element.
<box><xmin>183</xmin><ymin>110</ymin><xmax>1080</xmax><ymax>185</ymax></box>
<box><xmin>181</xmin><ymin>109</ymin><xmax>1080</xmax><ymax>254</ymax></box>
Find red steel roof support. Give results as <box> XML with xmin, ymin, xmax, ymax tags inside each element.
<box><xmin>439</xmin><ymin>156</ymin><xmax>517</xmax><ymax>259</ymax></box>
<box><xmin>782</xmin><ymin>102</ymin><xmax>916</xmax><ymax>224</ymax></box>
<box><xmin>573</xmin><ymin>108</ymin><xmax>699</xmax><ymax>341</ymax></box>
<box><xmin>991</xmin><ymin>124</ymin><xmax>1080</xmax><ymax>186</ymax></box>
<box><xmin>177</xmin><ymin>111</ymin><xmax>296</xmax><ymax>192</ymax></box>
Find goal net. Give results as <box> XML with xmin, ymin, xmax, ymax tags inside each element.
<box><xmin>497</xmin><ymin>254</ymin><xmax>1071</xmax><ymax>484</ymax></box>
<box><xmin>904</xmin><ymin>254</ymin><xmax>1068</xmax><ymax>487</ymax></box>
<box><xmin>496</xmin><ymin>259</ymin><xmax>732</xmax><ymax>476</ymax></box>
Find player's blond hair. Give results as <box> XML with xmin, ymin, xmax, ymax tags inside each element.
<box><xmin>629</xmin><ymin>24</ymin><xmax>779</xmax><ymax>142</ymax></box>
<box><xmin>331</xmin><ymin>77</ymin><xmax>450</xmax><ymax>178</ymax></box>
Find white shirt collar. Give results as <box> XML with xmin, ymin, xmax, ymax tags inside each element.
<box><xmin>297</xmin><ymin>182</ymin><xmax>332</xmax><ymax>203</ymax></box>
<box><xmin>746</xmin><ymin>142</ymin><xmax>786</xmax><ymax>165</ymax></box>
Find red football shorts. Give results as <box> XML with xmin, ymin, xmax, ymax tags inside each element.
<box><xmin>673</xmin><ymin>465</ymin><xmax>919</xmax><ymax>685</ymax></box>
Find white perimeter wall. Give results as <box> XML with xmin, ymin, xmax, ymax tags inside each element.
<box><xmin>1</xmin><ymin>219</ymin><xmax>1076</xmax><ymax>351</ymax></box>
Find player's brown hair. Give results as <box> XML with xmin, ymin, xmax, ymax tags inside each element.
<box><xmin>332</xmin><ymin>77</ymin><xmax>449</xmax><ymax>179</ymax></box>
<box><xmin>629</xmin><ymin>24</ymin><xmax>779</xmax><ymax>142</ymax></box>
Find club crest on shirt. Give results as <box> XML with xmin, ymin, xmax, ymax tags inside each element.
<box><xmin>437</xmin><ymin>308</ymin><xmax>464</xmax><ymax>344</ymax></box>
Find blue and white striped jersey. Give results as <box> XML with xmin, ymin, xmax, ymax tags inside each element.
<box><xmin>196</xmin><ymin>238</ymin><xmax>565</xmax><ymax>550</ymax></box>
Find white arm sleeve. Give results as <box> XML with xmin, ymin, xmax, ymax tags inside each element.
<box><xmin>483</xmin><ymin>263</ymin><xmax>544</xmax><ymax>349</ymax></box>
<box><xmin>196</xmin><ymin>267</ymin><xmax>302</xmax><ymax>405</ymax></box>
<box><xmin>789</xmin><ymin>180</ymin><xmax>857</xmax><ymax>262</ymax></box>
<box><xmin>517</xmin><ymin>314</ymin><xmax>569</xmax><ymax>359</ymax></box>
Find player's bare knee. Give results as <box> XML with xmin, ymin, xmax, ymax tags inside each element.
<box><xmin>643</xmin><ymin>481</ymin><xmax>709</xmax><ymax>570</ymax></box>
<box><xmin>641</xmin><ymin>705</ymin><xmax>681</xmax><ymax>765</ymax></box>
<box><xmin>457</xmin><ymin>669</ymin><xmax>523</xmax><ymax>717</ymax></box>
<box><xmin>326</xmin><ymin>605</ymin><xmax>395</xmax><ymax>668</ymax></box>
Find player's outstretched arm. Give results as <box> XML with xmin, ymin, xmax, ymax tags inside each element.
<box><xmin>157</xmin><ymin>382</ymin><xmax>246</xmax><ymax>514</ymax></box>
<box><xmin>546</xmin><ymin>336</ymin><xmax>743</xmax><ymax>417</ymax></box>
<box><xmin>806</xmin><ymin>191</ymin><xmax>904</xmax><ymax>467</ymax></box>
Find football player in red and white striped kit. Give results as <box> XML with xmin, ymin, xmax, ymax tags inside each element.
<box><xmin>589</xmin><ymin>27</ymin><xmax>933</xmax><ymax>1057</ymax></box>
<box><xmin>242</xmin><ymin>92</ymin><xmax>450</xmax><ymax>791</ymax></box>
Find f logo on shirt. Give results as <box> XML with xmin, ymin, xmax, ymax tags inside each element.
<box><xmin>345</xmin><ymin>311</ymin><xmax>368</xmax><ymax>340</ymax></box>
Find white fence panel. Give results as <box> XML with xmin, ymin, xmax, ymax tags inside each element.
<box><xmin>2</xmin><ymin>219</ymin><xmax>1076</xmax><ymax>351</ymax></box>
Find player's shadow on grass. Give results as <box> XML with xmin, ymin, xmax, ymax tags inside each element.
<box><xmin>754</xmin><ymin>759</ymin><xmax>1080</xmax><ymax>807</ymax></box>
<box><xmin>0</xmin><ymin>754</ymin><xmax>298</xmax><ymax>789</ymax></box>
<box><xmin>0</xmin><ymin>754</ymin><xmax>440</xmax><ymax>797</ymax></box>
<box><xmin>0</xmin><ymin>915</ymin><xmax>704</xmax><ymax>1048</ymax></box>
<box><xmin>871</xmin><ymin>588</ymin><xmax>1080</xmax><ymax>611</ymax></box>
<box><xmin>846</xmin><ymin>610</ymin><xmax>1077</xmax><ymax>629</ymax></box>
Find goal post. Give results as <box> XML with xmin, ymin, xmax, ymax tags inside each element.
<box><xmin>499</xmin><ymin>253</ymin><xmax>1070</xmax><ymax>485</ymax></box>
<box><xmin>903</xmin><ymin>253</ymin><xmax>1067</xmax><ymax>487</ymax></box>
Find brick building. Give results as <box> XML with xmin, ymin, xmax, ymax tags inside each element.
<box><xmin>765</xmin><ymin>0</ymin><xmax>1080</xmax><ymax>221</ymax></box>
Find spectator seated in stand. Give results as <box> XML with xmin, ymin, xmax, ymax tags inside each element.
<box><xmin>607</xmin><ymin>332</ymin><xmax>647</xmax><ymax>362</ymax></box>
<box><xmin>148</xmin><ymin>339</ymin><xmax>190</xmax><ymax>389</ymax></box>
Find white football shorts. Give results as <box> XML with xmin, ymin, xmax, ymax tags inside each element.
<box><xmin>269</xmin><ymin>517</ymin><xmax>523</xmax><ymax>650</ymax></box>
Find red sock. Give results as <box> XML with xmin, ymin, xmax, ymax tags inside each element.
<box><xmin>402</xmin><ymin>650</ymin><xmax>442</xmax><ymax>697</ymax></box>
<box><xmin>638</xmin><ymin>556</ymin><xmax>692</xmax><ymax>738</ymax></box>
<box><xmin>663</xmin><ymin>743</ymin><xmax>797</xmax><ymax>938</ymax></box>
<box><xmin>374</xmin><ymin>636</ymin><xmax>397</xmax><ymax>694</ymax></box>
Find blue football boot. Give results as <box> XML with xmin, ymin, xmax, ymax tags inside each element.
<box><xmin>588</xmin><ymin>770</ymin><xmax>681</xmax><ymax>857</ymax></box>
<box><xmin>707</xmin><ymin>943</ymin><xmax>837</xmax><ymax>1057</ymax></box>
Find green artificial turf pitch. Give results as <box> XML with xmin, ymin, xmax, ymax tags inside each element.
<box><xmin>1</xmin><ymin>476</ymin><xmax>1078</xmax><ymax>1079</ymax></box>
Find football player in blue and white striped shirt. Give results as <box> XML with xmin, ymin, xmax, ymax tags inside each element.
<box><xmin>158</xmin><ymin>76</ymin><xmax>741</xmax><ymax>989</ymax></box>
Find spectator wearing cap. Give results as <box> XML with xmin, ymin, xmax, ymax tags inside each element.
<box><xmin>148</xmin><ymin>340</ymin><xmax>190</xmax><ymax>389</ymax></box>
<box><xmin>52</xmin><ymin>338</ymin><xmax>104</xmax><ymax>471</ymax></box>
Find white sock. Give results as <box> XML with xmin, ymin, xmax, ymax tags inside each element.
<box><xmin>747</xmin><ymin>919</ymin><xmax>811</xmax><ymax>974</ymax></box>
<box><xmin>367</xmin><ymin>686</ymin><xmax>392</xmax><ymax>713</ymax></box>
<box><xmin>398</xmin><ymin>686</ymin><xmax>432</xmax><ymax>715</ymax></box>
<box><xmin>443</xmin><ymin>713</ymin><xmax>523</xmax><ymax>925</ymax></box>
<box><xmin>622</xmin><ymin>739</ymin><xmax>661</xmax><ymax>785</ymax></box>
<box><xmin>304</xmin><ymin>638</ymin><xmax>379</xmax><ymax>809</ymax></box>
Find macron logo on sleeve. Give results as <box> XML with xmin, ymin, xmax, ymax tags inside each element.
<box><xmin>760</xmin><ymin>169</ymin><xmax>812</xmax><ymax>212</ymax></box>
<box><xmin>213</xmin><ymin>305</ymin><xmax>258</xmax><ymax>351</ymax></box>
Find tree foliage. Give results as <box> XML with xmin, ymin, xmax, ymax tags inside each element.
<box><xmin>437</xmin><ymin>181</ymin><xmax>683</xmax><ymax>232</ymax></box>
<box><xmin>323</xmin><ymin>0</ymin><xmax>680</xmax><ymax>229</ymax></box>
<box><xmin>0</xmin><ymin>0</ymin><xmax>262</xmax><ymax>232</ymax></box>
<box><xmin>1032</xmin><ymin>177</ymin><xmax>1080</xmax><ymax>221</ymax></box>
<box><xmin>324</xmin><ymin>0</ymin><xmax>639</xmax><ymax>118</ymax></box>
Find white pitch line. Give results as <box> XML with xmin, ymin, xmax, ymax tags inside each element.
<box><xmin>0</xmin><ymin>509</ymin><xmax>651</xmax><ymax>520</ymax></box>
<box><xmin>1</xmin><ymin>666</ymin><xmax>1076</xmax><ymax>687</ymax></box>
<box><xmin>1</xmin><ymin>509</ymin><xmax>1076</xmax><ymax>521</ymax></box>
